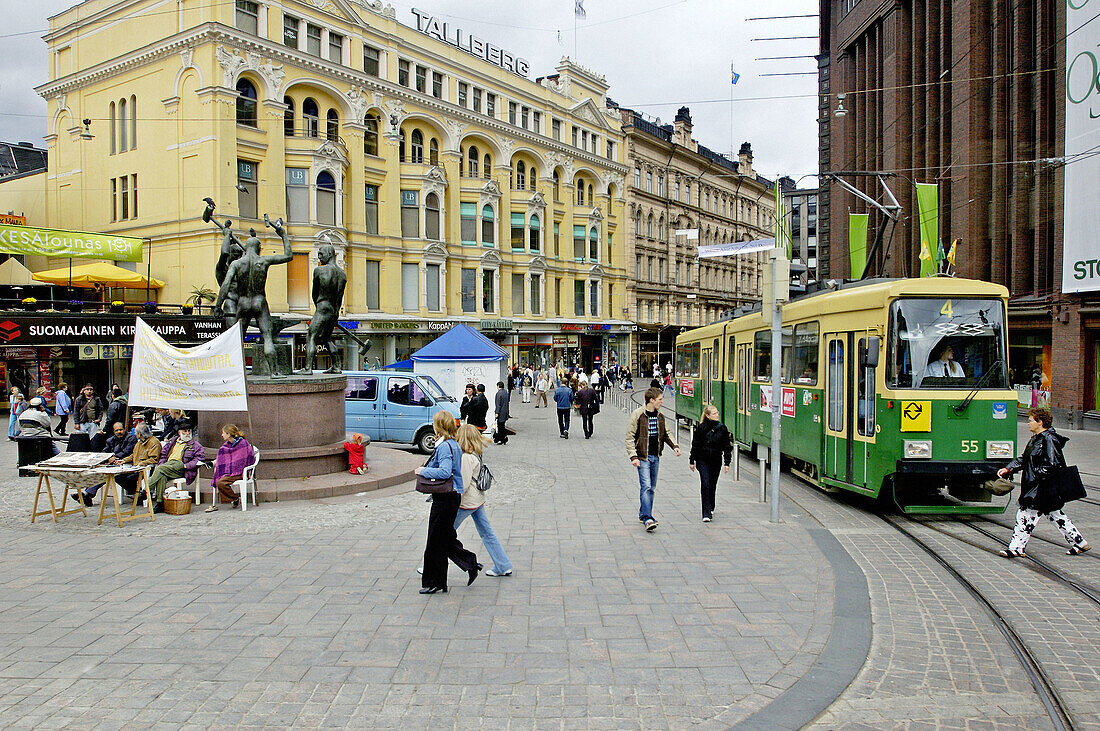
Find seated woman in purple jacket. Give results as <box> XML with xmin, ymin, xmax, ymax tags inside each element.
<box><xmin>205</xmin><ymin>424</ymin><xmax>254</xmax><ymax>512</ymax></box>
<box><xmin>144</xmin><ymin>419</ymin><xmax>204</xmax><ymax>514</ymax></box>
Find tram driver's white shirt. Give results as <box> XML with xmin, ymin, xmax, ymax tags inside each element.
<box><xmin>927</xmin><ymin>359</ymin><xmax>965</xmax><ymax>377</ymax></box>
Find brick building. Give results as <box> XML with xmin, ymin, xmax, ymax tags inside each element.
<box><xmin>819</xmin><ymin>0</ymin><xmax>1100</xmax><ymax>428</ymax></box>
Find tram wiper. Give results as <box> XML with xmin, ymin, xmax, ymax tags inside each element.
<box><xmin>952</xmin><ymin>360</ymin><xmax>1004</xmax><ymax>414</ymax></box>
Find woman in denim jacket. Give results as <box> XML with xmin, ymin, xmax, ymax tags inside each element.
<box><xmin>415</xmin><ymin>410</ymin><xmax>480</xmax><ymax>594</ymax></box>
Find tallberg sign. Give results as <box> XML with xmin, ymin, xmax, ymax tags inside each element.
<box><xmin>1063</xmin><ymin>0</ymin><xmax>1100</xmax><ymax>293</ymax></box>
<box><xmin>411</xmin><ymin>8</ymin><xmax>530</xmax><ymax>77</ymax></box>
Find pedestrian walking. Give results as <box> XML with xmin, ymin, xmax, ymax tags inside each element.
<box><xmin>689</xmin><ymin>405</ymin><xmax>732</xmax><ymax>522</ymax></box>
<box><xmin>592</xmin><ymin>368</ymin><xmax>605</xmax><ymax>405</ymax></box>
<box><xmin>415</xmin><ymin>411</ymin><xmax>480</xmax><ymax>594</ymax></box>
<box><xmin>553</xmin><ymin>377</ymin><xmax>574</xmax><ymax>438</ymax></box>
<box><xmin>455</xmin><ymin>424</ymin><xmax>513</xmax><ymax>577</ymax></box>
<box><xmin>534</xmin><ymin>369</ymin><xmax>550</xmax><ymax>408</ymax></box>
<box><xmin>521</xmin><ymin>368</ymin><xmax>533</xmax><ymax>403</ymax></box>
<box><xmin>54</xmin><ymin>383</ymin><xmax>71</xmax><ymax>435</ymax></box>
<box><xmin>459</xmin><ymin>384</ymin><xmax>476</xmax><ymax>424</ymax></box>
<box><xmin>7</xmin><ymin>387</ymin><xmax>24</xmax><ymax>439</ymax></box>
<box><xmin>997</xmin><ymin>407</ymin><xmax>1090</xmax><ymax>557</ymax></box>
<box><xmin>73</xmin><ymin>384</ymin><xmax>106</xmax><ymax>436</ymax></box>
<box><xmin>576</xmin><ymin>380</ymin><xmax>599</xmax><ymax>439</ymax></box>
<box><xmin>472</xmin><ymin>384</ymin><xmax>490</xmax><ymax>432</ymax></box>
<box><xmin>493</xmin><ymin>381</ymin><xmax>510</xmax><ymax>445</ymax></box>
<box><xmin>625</xmin><ymin>387</ymin><xmax>680</xmax><ymax>531</ymax></box>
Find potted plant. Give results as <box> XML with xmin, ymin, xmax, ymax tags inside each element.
<box><xmin>181</xmin><ymin>303</ymin><xmax>194</xmax><ymax>315</ymax></box>
<box><xmin>21</xmin><ymin>297</ymin><xmax>37</xmax><ymax>312</ymax></box>
<box><xmin>187</xmin><ymin>285</ymin><xmax>216</xmax><ymax>316</ymax></box>
<box><xmin>143</xmin><ymin>300</ymin><xmax>158</xmax><ymax>315</ymax></box>
<box><xmin>110</xmin><ymin>300</ymin><xmax>125</xmax><ymax>313</ymax></box>
<box><xmin>67</xmin><ymin>300</ymin><xmax>83</xmax><ymax>313</ymax></box>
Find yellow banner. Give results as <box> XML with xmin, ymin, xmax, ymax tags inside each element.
<box><xmin>0</xmin><ymin>224</ymin><xmax>143</xmax><ymax>262</ymax></box>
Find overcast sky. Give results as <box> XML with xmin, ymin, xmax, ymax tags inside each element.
<box><xmin>1</xmin><ymin>0</ymin><xmax>819</xmax><ymax>183</ymax></box>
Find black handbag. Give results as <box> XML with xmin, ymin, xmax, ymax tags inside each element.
<box><xmin>415</xmin><ymin>442</ymin><xmax>457</xmax><ymax>494</ymax></box>
<box><xmin>1054</xmin><ymin>465</ymin><xmax>1087</xmax><ymax>504</ymax></box>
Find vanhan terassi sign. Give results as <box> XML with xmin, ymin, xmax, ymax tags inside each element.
<box><xmin>0</xmin><ymin>224</ymin><xmax>143</xmax><ymax>262</ymax></box>
<box><xmin>411</xmin><ymin>8</ymin><xmax>530</xmax><ymax>77</ymax></box>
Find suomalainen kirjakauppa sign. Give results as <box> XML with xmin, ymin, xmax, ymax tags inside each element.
<box><xmin>0</xmin><ymin>224</ymin><xmax>143</xmax><ymax>262</ymax></box>
<box><xmin>1064</xmin><ymin>0</ymin><xmax>1100</xmax><ymax>293</ymax></box>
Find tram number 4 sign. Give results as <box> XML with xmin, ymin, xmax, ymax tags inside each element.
<box><xmin>679</xmin><ymin>379</ymin><xmax>694</xmax><ymax>397</ymax></box>
<box><xmin>760</xmin><ymin>386</ymin><xmax>796</xmax><ymax>417</ymax></box>
<box><xmin>900</xmin><ymin>400</ymin><xmax>932</xmax><ymax>432</ymax></box>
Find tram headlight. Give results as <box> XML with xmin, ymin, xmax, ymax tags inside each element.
<box><xmin>903</xmin><ymin>440</ymin><xmax>932</xmax><ymax>459</ymax></box>
<box><xmin>986</xmin><ymin>441</ymin><xmax>1014</xmax><ymax>459</ymax></box>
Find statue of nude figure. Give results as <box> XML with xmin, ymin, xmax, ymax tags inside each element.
<box><xmin>214</xmin><ymin>214</ymin><xmax>294</xmax><ymax>377</ymax></box>
<box><xmin>299</xmin><ymin>243</ymin><xmax>348</xmax><ymax>374</ymax></box>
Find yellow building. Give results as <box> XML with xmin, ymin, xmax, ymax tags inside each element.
<box><xmin>36</xmin><ymin>0</ymin><xmax>630</xmax><ymax>369</ymax></box>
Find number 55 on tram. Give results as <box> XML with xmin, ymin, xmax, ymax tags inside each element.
<box><xmin>674</xmin><ymin>277</ymin><xmax>1016</xmax><ymax>514</ymax></box>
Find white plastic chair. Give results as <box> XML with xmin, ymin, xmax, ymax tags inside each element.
<box><xmin>225</xmin><ymin>447</ymin><xmax>260</xmax><ymax>511</ymax></box>
<box><xmin>170</xmin><ymin>473</ymin><xmax>201</xmax><ymax>505</ymax></box>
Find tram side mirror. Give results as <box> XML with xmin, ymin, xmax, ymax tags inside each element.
<box><xmin>861</xmin><ymin>337</ymin><xmax>881</xmax><ymax>368</ymax></box>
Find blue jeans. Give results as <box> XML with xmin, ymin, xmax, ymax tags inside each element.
<box><xmin>455</xmin><ymin>505</ymin><xmax>512</xmax><ymax>574</ymax></box>
<box><xmin>637</xmin><ymin>455</ymin><xmax>660</xmax><ymax>521</ymax></box>
<box><xmin>7</xmin><ymin>412</ymin><xmax>17</xmax><ymax>438</ymax></box>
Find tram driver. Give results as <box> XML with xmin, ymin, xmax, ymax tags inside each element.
<box><xmin>925</xmin><ymin>344</ymin><xmax>965</xmax><ymax>378</ymax></box>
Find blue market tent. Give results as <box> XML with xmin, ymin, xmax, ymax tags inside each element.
<box><xmin>382</xmin><ymin>359</ymin><xmax>413</xmax><ymax>370</ymax></box>
<box><xmin>410</xmin><ymin>324</ymin><xmax>507</xmax><ymax>362</ymax></box>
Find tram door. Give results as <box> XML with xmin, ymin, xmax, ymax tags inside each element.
<box><xmin>701</xmin><ymin>345</ymin><xmax>712</xmax><ymax>405</ymax></box>
<box><xmin>735</xmin><ymin>342</ymin><xmax>752</xmax><ymax>445</ymax></box>
<box><xmin>823</xmin><ymin>333</ymin><xmax>853</xmax><ymax>484</ymax></box>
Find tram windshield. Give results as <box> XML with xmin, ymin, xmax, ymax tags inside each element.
<box><xmin>887</xmin><ymin>297</ymin><xmax>1007</xmax><ymax>389</ymax></box>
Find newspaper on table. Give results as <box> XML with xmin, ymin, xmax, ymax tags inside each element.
<box><xmin>37</xmin><ymin>452</ymin><xmax>112</xmax><ymax>469</ymax></box>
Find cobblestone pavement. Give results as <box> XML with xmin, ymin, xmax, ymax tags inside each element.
<box><xmin>0</xmin><ymin>393</ymin><xmax>843</xmax><ymax>728</ymax></box>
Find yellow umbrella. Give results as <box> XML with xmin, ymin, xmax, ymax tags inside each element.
<box><xmin>31</xmin><ymin>262</ymin><xmax>165</xmax><ymax>289</ymax></box>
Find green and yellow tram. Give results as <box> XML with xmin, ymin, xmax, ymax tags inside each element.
<box><xmin>674</xmin><ymin>277</ymin><xmax>1017</xmax><ymax>514</ymax></box>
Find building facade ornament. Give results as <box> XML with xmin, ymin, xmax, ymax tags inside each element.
<box><xmin>480</xmin><ymin>178</ymin><xmax>502</xmax><ymax>207</ymax></box>
<box><xmin>315</xmin><ymin>230</ymin><xmax>347</xmax><ymax>269</ymax></box>
<box><xmin>345</xmin><ymin>87</ymin><xmax>372</xmax><ymax>122</ymax></box>
<box><xmin>443</xmin><ymin>119</ymin><xmax>468</xmax><ymax>150</ymax></box>
<box><xmin>216</xmin><ymin>45</ymin><xmax>284</xmax><ymax>100</ymax></box>
<box><xmin>480</xmin><ymin>249</ymin><xmax>503</xmax><ymax>267</ymax></box>
<box><xmin>422</xmin><ymin>166</ymin><xmax>448</xmax><ymax>201</ymax></box>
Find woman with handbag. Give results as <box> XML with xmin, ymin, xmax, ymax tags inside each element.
<box><xmin>996</xmin><ymin>407</ymin><xmax>1090</xmax><ymax>557</ymax></box>
<box><xmin>689</xmin><ymin>405</ymin><xmax>733</xmax><ymax>522</ymax></box>
<box><xmin>455</xmin><ymin>424</ymin><xmax>513</xmax><ymax>577</ymax></box>
<box><xmin>414</xmin><ymin>410</ymin><xmax>480</xmax><ymax>594</ymax></box>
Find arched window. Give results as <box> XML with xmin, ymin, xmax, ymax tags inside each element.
<box><xmin>317</xmin><ymin>171</ymin><xmax>336</xmax><ymax>225</ymax></box>
<box><xmin>587</xmin><ymin>184</ymin><xmax>593</xmax><ymax>205</ymax></box>
<box><xmin>530</xmin><ymin>166</ymin><xmax>537</xmax><ymax>190</ymax></box>
<box><xmin>481</xmin><ymin>205</ymin><xmax>495</xmax><ymax>245</ymax></box>
<box><xmin>529</xmin><ymin>214</ymin><xmax>541</xmax><ymax>252</ymax></box>
<box><xmin>119</xmin><ymin>97</ymin><xmax>128</xmax><ymax>152</ymax></box>
<box><xmin>326</xmin><ymin>109</ymin><xmax>339</xmax><ymax>141</ymax></box>
<box><xmin>284</xmin><ymin>97</ymin><xmax>295</xmax><ymax>137</ymax></box>
<box><xmin>515</xmin><ymin>160</ymin><xmax>526</xmax><ymax>190</ymax></box>
<box><xmin>398</xmin><ymin>130</ymin><xmax>406</xmax><ymax>162</ymax></box>
<box><xmin>425</xmin><ymin>192</ymin><xmax>441</xmax><ymax>240</ymax></box>
<box><xmin>483</xmin><ymin>153</ymin><xmax>491</xmax><ymax>179</ymax></box>
<box><xmin>553</xmin><ymin>171</ymin><xmax>561</xmax><ymax>201</ymax></box>
<box><xmin>634</xmin><ymin>209</ymin><xmax>642</xmax><ymax>234</ymax></box>
<box><xmin>657</xmin><ymin>215</ymin><xmax>664</xmax><ymax>241</ymax></box>
<box><xmin>429</xmin><ymin>138</ymin><xmax>439</xmax><ymax>166</ymax></box>
<box><xmin>303</xmin><ymin>98</ymin><xmax>319</xmax><ymax>137</ymax></box>
<box><xmin>130</xmin><ymin>96</ymin><xmax>137</xmax><ymax>149</ymax></box>
<box><xmin>364</xmin><ymin>113</ymin><xmax>378</xmax><ymax>155</ymax></box>
<box><xmin>589</xmin><ymin>227</ymin><xmax>599</xmax><ymax>261</ymax></box>
<box><xmin>410</xmin><ymin>130</ymin><xmax>424</xmax><ymax>163</ymax></box>
<box><xmin>576</xmin><ymin>179</ymin><xmax>584</xmax><ymax>205</ymax></box>
<box><xmin>467</xmin><ymin>146</ymin><xmax>479</xmax><ymax>177</ymax></box>
<box><xmin>236</xmin><ymin>79</ymin><xmax>258</xmax><ymax>127</ymax></box>
<box><xmin>109</xmin><ymin>102</ymin><xmax>116</xmax><ymax>154</ymax></box>
<box><xmin>646</xmin><ymin>213</ymin><xmax>653</xmax><ymax>238</ymax></box>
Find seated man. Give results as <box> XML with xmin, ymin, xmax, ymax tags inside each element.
<box><xmin>112</xmin><ymin>421</ymin><xmax>162</xmax><ymax>498</ymax></box>
<box><xmin>145</xmin><ymin>420</ymin><xmax>205</xmax><ymax>514</ymax></box>
<box><xmin>17</xmin><ymin>397</ymin><xmax>59</xmax><ymax>456</ymax></box>
<box><xmin>72</xmin><ymin>421</ymin><xmax>136</xmax><ymax>506</ymax></box>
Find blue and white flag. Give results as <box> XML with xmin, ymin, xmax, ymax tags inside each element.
<box><xmin>575</xmin><ymin>0</ymin><xmax>586</xmax><ymax>19</ymax></box>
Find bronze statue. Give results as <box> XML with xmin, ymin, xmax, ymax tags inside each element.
<box><xmin>204</xmin><ymin>198</ymin><xmax>246</xmax><ymax>322</ymax></box>
<box><xmin>215</xmin><ymin>214</ymin><xmax>294</xmax><ymax>377</ymax></box>
<box><xmin>299</xmin><ymin>243</ymin><xmax>348</xmax><ymax>374</ymax></box>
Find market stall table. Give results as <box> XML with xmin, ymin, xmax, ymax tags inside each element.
<box><xmin>30</xmin><ymin>453</ymin><xmax>154</xmax><ymax>527</ymax></box>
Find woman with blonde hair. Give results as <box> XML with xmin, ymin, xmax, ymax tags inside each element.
<box><xmin>414</xmin><ymin>410</ymin><xmax>480</xmax><ymax>594</ymax></box>
<box><xmin>455</xmin><ymin>424</ymin><xmax>513</xmax><ymax>577</ymax></box>
<box><xmin>206</xmin><ymin>424</ymin><xmax>254</xmax><ymax>512</ymax></box>
<box><xmin>688</xmin><ymin>404</ymin><xmax>732</xmax><ymax>522</ymax></box>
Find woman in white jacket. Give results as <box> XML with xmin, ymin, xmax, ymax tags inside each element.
<box><xmin>455</xmin><ymin>424</ymin><xmax>514</xmax><ymax>576</ymax></box>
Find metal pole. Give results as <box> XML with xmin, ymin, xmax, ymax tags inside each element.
<box><xmin>733</xmin><ymin>442</ymin><xmax>740</xmax><ymax>482</ymax></box>
<box><xmin>769</xmin><ymin>250</ymin><xmax>783</xmax><ymax>523</ymax></box>
<box><xmin>759</xmin><ymin>450</ymin><xmax>767</xmax><ymax>502</ymax></box>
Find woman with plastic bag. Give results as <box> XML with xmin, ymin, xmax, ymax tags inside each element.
<box><xmin>996</xmin><ymin>407</ymin><xmax>1090</xmax><ymax>557</ymax></box>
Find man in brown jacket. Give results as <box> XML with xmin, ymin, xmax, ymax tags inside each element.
<box><xmin>113</xmin><ymin>421</ymin><xmax>162</xmax><ymax>499</ymax></box>
<box><xmin>625</xmin><ymin>387</ymin><xmax>680</xmax><ymax>531</ymax></box>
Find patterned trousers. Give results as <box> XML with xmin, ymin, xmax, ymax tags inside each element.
<box><xmin>1008</xmin><ymin>507</ymin><xmax>1087</xmax><ymax>553</ymax></box>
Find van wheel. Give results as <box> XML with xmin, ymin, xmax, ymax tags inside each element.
<box><xmin>417</xmin><ymin>429</ymin><xmax>438</xmax><ymax>454</ymax></box>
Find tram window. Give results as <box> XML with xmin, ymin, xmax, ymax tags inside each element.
<box><xmin>675</xmin><ymin>344</ymin><xmax>686</xmax><ymax>377</ymax></box>
<box><xmin>713</xmin><ymin>339</ymin><xmax>719</xmax><ymax>376</ymax></box>
<box><xmin>728</xmin><ymin>338</ymin><xmax>737</xmax><ymax>379</ymax></box>
<box><xmin>857</xmin><ymin>338</ymin><xmax>876</xmax><ymax>436</ymax></box>
<box><xmin>887</xmin><ymin>297</ymin><xmax>1006</xmax><ymax>389</ymax></box>
<box><xmin>753</xmin><ymin>331</ymin><xmax>771</xmax><ymax>381</ymax></box>
<box><xmin>691</xmin><ymin>342</ymin><xmax>701</xmax><ymax>377</ymax></box>
<box><xmin>780</xmin><ymin>326</ymin><xmax>794</xmax><ymax>384</ymax></box>
<box><xmin>791</xmin><ymin>322</ymin><xmax>820</xmax><ymax>385</ymax></box>
<box><xmin>828</xmin><ymin>340</ymin><xmax>844</xmax><ymax>431</ymax></box>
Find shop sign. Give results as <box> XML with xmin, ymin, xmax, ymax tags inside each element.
<box><xmin>0</xmin><ymin>314</ymin><xmax>226</xmax><ymax>345</ymax></box>
<box><xmin>588</xmin><ymin>324</ymin><xmax>611</xmax><ymax>331</ymax></box>
<box><xmin>552</xmin><ymin>335</ymin><xmax>570</xmax><ymax>346</ymax></box>
<box><xmin>536</xmin><ymin>334</ymin><xmax>553</xmax><ymax>345</ymax></box>
<box><xmin>426</xmin><ymin>321</ymin><xmax>456</xmax><ymax>331</ymax></box>
<box><xmin>78</xmin><ymin>345</ymin><xmax>100</xmax><ymax>360</ymax></box>
<box><xmin>566</xmin><ymin>335</ymin><xmax>579</xmax><ymax>347</ymax></box>
<box><xmin>411</xmin><ymin>8</ymin><xmax>530</xmax><ymax>77</ymax></box>
<box><xmin>0</xmin><ymin>214</ymin><xmax>25</xmax><ymax>225</ymax></box>
<box><xmin>560</xmin><ymin>324</ymin><xmax>584</xmax><ymax>332</ymax></box>
<box><xmin>0</xmin><ymin>223</ymin><xmax>143</xmax><ymax>262</ymax></box>
<box><xmin>480</xmin><ymin>319</ymin><xmax>513</xmax><ymax>330</ymax></box>
<box><xmin>369</xmin><ymin>321</ymin><xmax>422</xmax><ymax>331</ymax></box>
<box><xmin>518</xmin><ymin>336</ymin><xmax>535</xmax><ymax>346</ymax></box>
<box><xmin>338</xmin><ymin>320</ymin><xmax>359</xmax><ymax>330</ymax></box>
<box><xmin>1</xmin><ymin>346</ymin><xmax>37</xmax><ymax>359</ymax></box>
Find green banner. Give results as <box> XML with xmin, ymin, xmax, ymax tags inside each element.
<box><xmin>0</xmin><ymin>224</ymin><xmax>143</xmax><ymax>262</ymax></box>
<box><xmin>848</xmin><ymin>213</ymin><xmax>869</xmax><ymax>278</ymax></box>
<box><xmin>915</xmin><ymin>183</ymin><xmax>939</xmax><ymax>277</ymax></box>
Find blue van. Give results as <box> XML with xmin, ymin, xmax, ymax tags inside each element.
<box><xmin>343</xmin><ymin>371</ymin><xmax>461</xmax><ymax>453</ymax></box>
